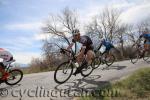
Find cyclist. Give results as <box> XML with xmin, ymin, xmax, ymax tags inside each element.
<box><xmin>98</xmin><ymin>39</ymin><xmax>115</xmax><ymax>54</ymax></box>
<box><xmin>139</xmin><ymin>28</ymin><xmax>150</xmax><ymax>57</ymax></box>
<box><xmin>0</xmin><ymin>48</ymin><xmax>13</xmax><ymax>80</ymax></box>
<box><xmin>67</xmin><ymin>29</ymin><xmax>95</xmax><ymax>75</ymax></box>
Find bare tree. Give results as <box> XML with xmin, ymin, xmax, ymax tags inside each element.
<box><xmin>40</xmin><ymin>7</ymin><xmax>79</xmax><ymax>69</ymax></box>
<box><xmin>127</xmin><ymin>17</ymin><xmax>150</xmax><ymax>45</ymax></box>
<box><xmin>137</xmin><ymin>18</ymin><xmax>150</xmax><ymax>34</ymax></box>
<box><xmin>86</xmin><ymin>8</ymin><xmax>122</xmax><ymax>43</ymax></box>
<box><xmin>28</xmin><ymin>58</ymin><xmax>45</xmax><ymax>73</ymax></box>
<box><xmin>115</xmin><ymin>24</ymin><xmax>128</xmax><ymax>58</ymax></box>
<box><xmin>100</xmin><ymin>8</ymin><xmax>122</xmax><ymax>42</ymax></box>
<box><xmin>42</xmin><ymin>7</ymin><xmax>79</xmax><ymax>45</ymax></box>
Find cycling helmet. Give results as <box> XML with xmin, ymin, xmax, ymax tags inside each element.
<box><xmin>72</xmin><ymin>29</ymin><xmax>80</xmax><ymax>35</ymax></box>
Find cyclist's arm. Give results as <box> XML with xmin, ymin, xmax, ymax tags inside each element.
<box><xmin>76</xmin><ymin>46</ymin><xmax>86</xmax><ymax>56</ymax></box>
<box><xmin>139</xmin><ymin>34</ymin><xmax>143</xmax><ymax>38</ymax></box>
<box><xmin>97</xmin><ymin>42</ymin><xmax>103</xmax><ymax>50</ymax></box>
<box><xmin>67</xmin><ymin>42</ymin><xmax>74</xmax><ymax>50</ymax></box>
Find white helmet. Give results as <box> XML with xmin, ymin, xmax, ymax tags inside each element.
<box><xmin>72</xmin><ymin>29</ymin><xmax>80</xmax><ymax>35</ymax></box>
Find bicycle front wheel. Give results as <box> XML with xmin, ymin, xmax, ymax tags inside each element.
<box><xmin>5</xmin><ymin>69</ymin><xmax>23</xmax><ymax>85</ymax></box>
<box><xmin>81</xmin><ymin>64</ymin><xmax>93</xmax><ymax>77</ymax></box>
<box><xmin>91</xmin><ymin>57</ymin><xmax>101</xmax><ymax>69</ymax></box>
<box><xmin>54</xmin><ymin>62</ymin><xmax>73</xmax><ymax>84</ymax></box>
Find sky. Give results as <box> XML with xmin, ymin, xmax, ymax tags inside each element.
<box><xmin>0</xmin><ymin>0</ymin><xmax>150</xmax><ymax>64</ymax></box>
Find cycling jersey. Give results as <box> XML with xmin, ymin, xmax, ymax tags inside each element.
<box><xmin>72</xmin><ymin>35</ymin><xmax>93</xmax><ymax>54</ymax></box>
<box><xmin>140</xmin><ymin>34</ymin><xmax>150</xmax><ymax>41</ymax></box>
<box><xmin>101</xmin><ymin>39</ymin><xmax>114</xmax><ymax>51</ymax></box>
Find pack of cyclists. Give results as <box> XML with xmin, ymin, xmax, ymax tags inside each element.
<box><xmin>67</xmin><ymin>29</ymin><xmax>117</xmax><ymax>75</ymax></box>
<box><xmin>1</xmin><ymin>28</ymin><xmax>150</xmax><ymax>79</ymax></box>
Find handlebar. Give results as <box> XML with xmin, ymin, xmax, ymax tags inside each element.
<box><xmin>60</xmin><ymin>48</ymin><xmax>76</xmax><ymax>61</ymax></box>
<box><xmin>60</xmin><ymin>48</ymin><xmax>71</xmax><ymax>54</ymax></box>
<box><xmin>47</xmin><ymin>43</ymin><xmax>76</xmax><ymax>60</ymax></box>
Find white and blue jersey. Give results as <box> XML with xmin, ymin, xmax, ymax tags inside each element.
<box><xmin>140</xmin><ymin>34</ymin><xmax>150</xmax><ymax>44</ymax></box>
<box><xmin>140</xmin><ymin>34</ymin><xmax>150</xmax><ymax>40</ymax></box>
<box><xmin>101</xmin><ymin>39</ymin><xmax>114</xmax><ymax>51</ymax></box>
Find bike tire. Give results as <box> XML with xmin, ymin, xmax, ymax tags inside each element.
<box><xmin>92</xmin><ymin>57</ymin><xmax>101</xmax><ymax>69</ymax></box>
<box><xmin>54</xmin><ymin>62</ymin><xmax>73</xmax><ymax>84</ymax></box>
<box><xmin>143</xmin><ymin>51</ymin><xmax>150</xmax><ymax>62</ymax></box>
<box><xmin>5</xmin><ymin>69</ymin><xmax>23</xmax><ymax>85</ymax></box>
<box><xmin>80</xmin><ymin>64</ymin><xmax>94</xmax><ymax>77</ymax></box>
<box><xmin>130</xmin><ymin>50</ymin><xmax>139</xmax><ymax>64</ymax></box>
<box><xmin>104</xmin><ymin>54</ymin><xmax>115</xmax><ymax>66</ymax></box>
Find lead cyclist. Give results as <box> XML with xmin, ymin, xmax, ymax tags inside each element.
<box><xmin>67</xmin><ymin>29</ymin><xmax>95</xmax><ymax>75</ymax></box>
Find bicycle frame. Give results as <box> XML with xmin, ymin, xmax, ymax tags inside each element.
<box><xmin>4</xmin><ymin>60</ymin><xmax>15</xmax><ymax>72</ymax></box>
<box><xmin>5</xmin><ymin>64</ymin><xmax>12</xmax><ymax>72</ymax></box>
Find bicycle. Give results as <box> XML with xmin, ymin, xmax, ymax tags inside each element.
<box><xmin>53</xmin><ymin>44</ymin><xmax>94</xmax><ymax>84</ymax></box>
<box><xmin>91</xmin><ymin>47</ymin><xmax>116</xmax><ymax>69</ymax></box>
<box><xmin>0</xmin><ymin>60</ymin><xmax>23</xmax><ymax>85</ymax></box>
<box><xmin>130</xmin><ymin>42</ymin><xmax>150</xmax><ymax>64</ymax></box>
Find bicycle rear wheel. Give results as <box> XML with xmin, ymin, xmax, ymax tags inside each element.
<box><xmin>104</xmin><ymin>54</ymin><xmax>115</xmax><ymax>66</ymax></box>
<box><xmin>143</xmin><ymin>51</ymin><xmax>150</xmax><ymax>62</ymax></box>
<box><xmin>54</xmin><ymin>62</ymin><xmax>73</xmax><ymax>84</ymax></box>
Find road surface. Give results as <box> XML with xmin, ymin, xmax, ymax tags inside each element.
<box><xmin>0</xmin><ymin>59</ymin><xmax>150</xmax><ymax>100</ymax></box>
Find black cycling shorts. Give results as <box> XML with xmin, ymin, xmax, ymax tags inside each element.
<box><xmin>80</xmin><ymin>44</ymin><xmax>94</xmax><ymax>55</ymax></box>
<box><xmin>0</xmin><ymin>62</ymin><xmax>5</xmax><ymax>69</ymax></box>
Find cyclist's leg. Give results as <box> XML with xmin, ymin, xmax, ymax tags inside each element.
<box><xmin>140</xmin><ymin>40</ymin><xmax>149</xmax><ymax>57</ymax></box>
<box><xmin>0</xmin><ymin>63</ymin><xmax>6</xmax><ymax>79</ymax></box>
<box><xmin>76</xmin><ymin>51</ymin><xmax>84</xmax><ymax>66</ymax></box>
<box><xmin>0</xmin><ymin>60</ymin><xmax>11</xmax><ymax>80</ymax></box>
<box><xmin>73</xmin><ymin>50</ymin><xmax>85</xmax><ymax>75</ymax></box>
<box><xmin>73</xmin><ymin>47</ymin><xmax>94</xmax><ymax>75</ymax></box>
<box><xmin>86</xmin><ymin>50</ymin><xmax>95</xmax><ymax>65</ymax></box>
<box><xmin>103</xmin><ymin>47</ymin><xmax>113</xmax><ymax>61</ymax></box>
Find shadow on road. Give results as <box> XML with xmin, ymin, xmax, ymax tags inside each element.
<box><xmin>0</xmin><ymin>83</ymin><xmax>21</xmax><ymax>90</ymax></box>
<box><xmin>102</xmin><ymin>65</ymin><xmax>127</xmax><ymax>70</ymax></box>
<box><xmin>146</xmin><ymin>61</ymin><xmax>150</xmax><ymax>64</ymax></box>
<box><xmin>55</xmin><ymin>75</ymin><xmax>111</xmax><ymax>93</ymax></box>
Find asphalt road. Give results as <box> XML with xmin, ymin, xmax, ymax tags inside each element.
<box><xmin>0</xmin><ymin>59</ymin><xmax>150</xmax><ymax>100</ymax></box>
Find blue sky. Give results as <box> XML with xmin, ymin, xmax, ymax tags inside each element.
<box><xmin>0</xmin><ymin>0</ymin><xmax>150</xmax><ymax>64</ymax></box>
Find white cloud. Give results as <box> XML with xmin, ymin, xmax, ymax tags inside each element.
<box><xmin>0</xmin><ymin>34</ymin><xmax>42</xmax><ymax>64</ymax></box>
<box><xmin>0</xmin><ymin>36</ymin><xmax>37</xmax><ymax>50</ymax></box>
<box><xmin>120</xmin><ymin>2</ymin><xmax>150</xmax><ymax>24</ymax></box>
<box><xmin>13</xmin><ymin>52</ymin><xmax>41</xmax><ymax>64</ymax></box>
<box><xmin>78</xmin><ymin>0</ymin><xmax>134</xmax><ymax>27</ymax></box>
<box><xmin>111</xmin><ymin>2</ymin><xmax>135</xmax><ymax>9</ymax></box>
<box><xmin>4</xmin><ymin>22</ymin><xmax>43</xmax><ymax>30</ymax></box>
<box><xmin>78</xmin><ymin>0</ymin><xmax>150</xmax><ymax>26</ymax></box>
<box><xmin>34</xmin><ymin>33</ymin><xmax>51</xmax><ymax>40</ymax></box>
